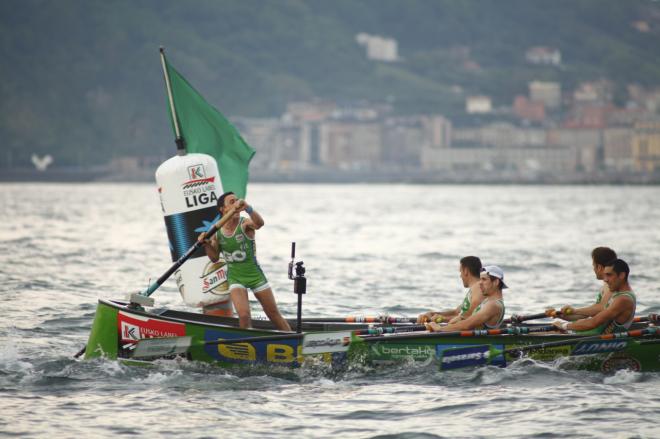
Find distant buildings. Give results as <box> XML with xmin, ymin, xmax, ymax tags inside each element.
<box><xmin>233</xmin><ymin>77</ymin><xmax>660</xmax><ymax>182</ymax></box>
<box><xmin>529</xmin><ymin>81</ymin><xmax>561</xmax><ymax>109</ymax></box>
<box><xmin>356</xmin><ymin>33</ymin><xmax>399</xmax><ymax>62</ymax></box>
<box><xmin>632</xmin><ymin>122</ymin><xmax>660</xmax><ymax>172</ymax></box>
<box><xmin>466</xmin><ymin>96</ymin><xmax>492</xmax><ymax>114</ymax></box>
<box><xmin>525</xmin><ymin>47</ymin><xmax>561</xmax><ymax>66</ymax></box>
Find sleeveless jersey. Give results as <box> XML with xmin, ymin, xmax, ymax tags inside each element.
<box><xmin>603</xmin><ymin>290</ymin><xmax>636</xmax><ymax>333</ymax></box>
<box><xmin>576</xmin><ymin>290</ymin><xmax>636</xmax><ymax>335</ymax></box>
<box><xmin>594</xmin><ymin>289</ymin><xmax>603</xmax><ymax>305</ymax></box>
<box><xmin>215</xmin><ymin>217</ymin><xmax>268</xmax><ymax>290</ymax></box>
<box><xmin>473</xmin><ymin>298</ymin><xmax>505</xmax><ymax>329</ymax></box>
<box><xmin>459</xmin><ymin>289</ymin><xmax>472</xmax><ymax>317</ymax></box>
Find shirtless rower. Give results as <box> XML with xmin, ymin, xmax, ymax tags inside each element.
<box><xmin>427</xmin><ymin>265</ymin><xmax>506</xmax><ymax>332</ymax></box>
<box><xmin>417</xmin><ymin>256</ymin><xmax>484</xmax><ymax>325</ymax></box>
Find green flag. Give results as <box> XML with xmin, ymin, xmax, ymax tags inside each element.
<box><xmin>164</xmin><ymin>57</ymin><xmax>255</xmax><ymax>198</ymax></box>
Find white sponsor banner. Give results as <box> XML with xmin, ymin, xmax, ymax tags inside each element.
<box><xmin>175</xmin><ymin>257</ymin><xmax>230</xmax><ymax>307</ymax></box>
<box><xmin>302</xmin><ymin>331</ymin><xmax>352</xmax><ymax>355</ymax></box>
<box><xmin>156</xmin><ymin>153</ymin><xmax>220</xmax><ymax>215</ymax></box>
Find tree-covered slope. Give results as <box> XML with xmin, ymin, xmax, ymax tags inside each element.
<box><xmin>1</xmin><ymin>0</ymin><xmax>659</xmax><ymax>166</ymax></box>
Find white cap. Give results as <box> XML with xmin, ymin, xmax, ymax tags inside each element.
<box><xmin>482</xmin><ymin>265</ymin><xmax>508</xmax><ymax>289</ymax></box>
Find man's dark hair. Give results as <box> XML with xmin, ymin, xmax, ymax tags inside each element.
<box><xmin>607</xmin><ymin>258</ymin><xmax>630</xmax><ymax>281</ymax></box>
<box><xmin>591</xmin><ymin>247</ymin><xmax>617</xmax><ymax>266</ymax></box>
<box><xmin>460</xmin><ymin>256</ymin><xmax>482</xmax><ymax>277</ymax></box>
<box><xmin>217</xmin><ymin>191</ymin><xmax>235</xmax><ymax>211</ymax></box>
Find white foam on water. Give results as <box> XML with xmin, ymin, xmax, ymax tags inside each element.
<box><xmin>603</xmin><ymin>369</ymin><xmax>641</xmax><ymax>384</ymax></box>
<box><xmin>0</xmin><ymin>341</ymin><xmax>34</xmax><ymax>374</ymax></box>
<box><xmin>133</xmin><ymin>369</ymin><xmax>183</xmax><ymax>384</ymax></box>
<box><xmin>315</xmin><ymin>377</ymin><xmax>337</xmax><ymax>387</ymax></box>
<box><xmin>97</xmin><ymin>358</ymin><xmax>126</xmax><ymax>376</ymax></box>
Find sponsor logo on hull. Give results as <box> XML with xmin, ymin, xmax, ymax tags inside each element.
<box><xmin>117</xmin><ymin>311</ymin><xmax>186</xmax><ymax>344</ymax></box>
<box><xmin>204</xmin><ymin>329</ymin><xmax>302</xmax><ymax>365</ymax></box>
<box><xmin>302</xmin><ymin>332</ymin><xmax>352</xmax><ymax>355</ymax></box>
<box><xmin>572</xmin><ymin>340</ymin><xmax>628</xmax><ymax>356</ymax></box>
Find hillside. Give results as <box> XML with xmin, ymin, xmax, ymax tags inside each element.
<box><xmin>1</xmin><ymin>0</ymin><xmax>660</xmax><ymax>167</ymax></box>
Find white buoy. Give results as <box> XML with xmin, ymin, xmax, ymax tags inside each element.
<box><xmin>155</xmin><ymin>153</ymin><xmax>231</xmax><ymax>309</ymax></box>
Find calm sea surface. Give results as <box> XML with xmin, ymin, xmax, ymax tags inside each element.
<box><xmin>1</xmin><ymin>183</ymin><xmax>660</xmax><ymax>438</ymax></box>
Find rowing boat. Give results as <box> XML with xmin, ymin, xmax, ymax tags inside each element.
<box><xmin>83</xmin><ymin>299</ymin><xmax>660</xmax><ymax>373</ymax></box>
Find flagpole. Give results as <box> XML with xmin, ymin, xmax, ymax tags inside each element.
<box><xmin>159</xmin><ymin>47</ymin><xmax>186</xmax><ymax>155</ymax></box>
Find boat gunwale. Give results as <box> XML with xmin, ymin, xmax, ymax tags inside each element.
<box><xmin>95</xmin><ymin>298</ymin><xmax>654</xmax><ymax>344</ymax></box>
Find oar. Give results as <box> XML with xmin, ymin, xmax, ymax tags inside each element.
<box><xmin>301</xmin><ymin>316</ymin><xmax>418</xmax><ymax>324</ymax></box>
<box><xmin>439</xmin><ymin>327</ymin><xmax>660</xmax><ymax>370</ymax></box>
<box><xmin>75</xmin><ymin>205</ymin><xmax>240</xmax><ymax>359</ymax></box>
<box><xmin>302</xmin><ymin>311</ymin><xmax>572</xmax><ymax>326</ymax></box>
<box><xmin>128</xmin><ymin>205</ymin><xmax>239</xmax><ymax>306</ymax></box>
<box><xmin>508</xmin><ymin>312</ymin><xmax>651</xmax><ymax>325</ymax></box>
<box><xmin>507</xmin><ymin>311</ymin><xmax>562</xmax><ymax>324</ymax></box>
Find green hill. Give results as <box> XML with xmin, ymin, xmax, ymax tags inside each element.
<box><xmin>1</xmin><ymin>0</ymin><xmax>659</xmax><ymax>167</ymax></box>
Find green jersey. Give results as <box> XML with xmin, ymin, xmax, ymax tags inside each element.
<box><xmin>594</xmin><ymin>289</ymin><xmax>603</xmax><ymax>305</ymax></box>
<box><xmin>216</xmin><ymin>217</ymin><xmax>268</xmax><ymax>291</ymax></box>
<box><xmin>458</xmin><ymin>289</ymin><xmax>472</xmax><ymax>317</ymax></box>
<box><xmin>575</xmin><ymin>290</ymin><xmax>637</xmax><ymax>336</ymax></box>
<box><xmin>473</xmin><ymin>298</ymin><xmax>505</xmax><ymax>329</ymax></box>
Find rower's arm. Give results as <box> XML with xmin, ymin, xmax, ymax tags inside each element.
<box><xmin>241</xmin><ymin>203</ymin><xmax>264</xmax><ymax>231</ymax></box>
<box><xmin>564</xmin><ymin>285</ymin><xmax>609</xmax><ymax>318</ymax></box>
<box><xmin>569</xmin><ymin>303</ymin><xmax>604</xmax><ymax>318</ymax></box>
<box><xmin>564</xmin><ymin>296</ymin><xmax>633</xmax><ymax>332</ymax></box>
<box><xmin>435</xmin><ymin>302</ymin><xmax>497</xmax><ymax>332</ymax></box>
<box><xmin>417</xmin><ymin>308</ymin><xmax>460</xmax><ymax>324</ymax></box>
<box><xmin>199</xmin><ymin>233</ymin><xmax>220</xmax><ymax>262</ymax></box>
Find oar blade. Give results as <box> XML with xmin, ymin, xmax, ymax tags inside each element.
<box><xmin>132</xmin><ymin>336</ymin><xmax>192</xmax><ymax>359</ymax></box>
<box><xmin>438</xmin><ymin>345</ymin><xmax>503</xmax><ymax>370</ymax></box>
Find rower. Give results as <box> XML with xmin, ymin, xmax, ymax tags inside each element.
<box><xmin>198</xmin><ymin>192</ymin><xmax>291</xmax><ymax>331</ymax></box>
<box><xmin>545</xmin><ymin>246</ymin><xmax>617</xmax><ymax>321</ymax></box>
<box><xmin>552</xmin><ymin>258</ymin><xmax>636</xmax><ymax>335</ymax></box>
<box><xmin>417</xmin><ymin>256</ymin><xmax>485</xmax><ymax>325</ymax></box>
<box><xmin>427</xmin><ymin>265</ymin><xmax>506</xmax><ymax>332</ymax></box>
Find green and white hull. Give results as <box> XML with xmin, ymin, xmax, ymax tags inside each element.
<box><xmin>84</xmin><ymin>299</ymin><xmax>660</xmax><ymax>373</ymax></box>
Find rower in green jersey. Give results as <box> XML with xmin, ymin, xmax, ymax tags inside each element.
<box><xmin>428</xmin><ymin>265</ymin><xmax>507</xmax><ymax>332</ymax></box>
<box><xmin>199</xmin><ymin>192</ymin><xmax>291</xmax><ymax>331</ymax></box>
<box><xmin>552</xmin><ymin>259</ymin><xmax>636</xmax><ymax>335</ymax></box>
<box><xmin>545</xmin><ymin>246</ymin><xmax>617</xmax><ymax>321</ymax></box>
<box><xmin>417</xmin><ymin>256</ymin><xmax>484</xmax><ymax>325</ymax></box>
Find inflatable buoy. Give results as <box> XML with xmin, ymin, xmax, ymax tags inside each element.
<box><xmin>155</xmin><ymin>153</ymin><xmax>232</xmax><ymax>311</ymax></box>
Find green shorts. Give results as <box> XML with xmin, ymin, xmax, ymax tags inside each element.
<box><xmin>227</xmin><ymin>263</ymin><xmax>269</xmax><ymax>293</ymax></box>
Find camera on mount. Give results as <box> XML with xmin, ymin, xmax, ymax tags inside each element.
<box><xmin>294</xmin><ymin>261</ymin><xmax>305</xmax><ymax>278</ymax></box>
<box><xmin>288</xmin><ymin>242</ymin><xmax>307</xmax><ymax>333</ymax></box>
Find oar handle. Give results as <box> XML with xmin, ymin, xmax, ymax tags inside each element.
<box><xmin>507</xmin><ymin>311</ymin><xmax>563</xmax><ymax>324</ymax></box>
<box><xmin>201</xmin><ymin>205</ymin><xmax>239</xmax><ymax>241</ymax></box>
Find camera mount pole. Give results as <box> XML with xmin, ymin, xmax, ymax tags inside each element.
<box><xmin>288</xmin><ymin>242</ymin><xmax>306</xmax><ymax>333</ymax></box>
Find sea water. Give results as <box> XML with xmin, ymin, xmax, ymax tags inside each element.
<box><xmin>1</xmin><ymin>183</ymin><xmax>660</xmax><ymax>438</ymax></box>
